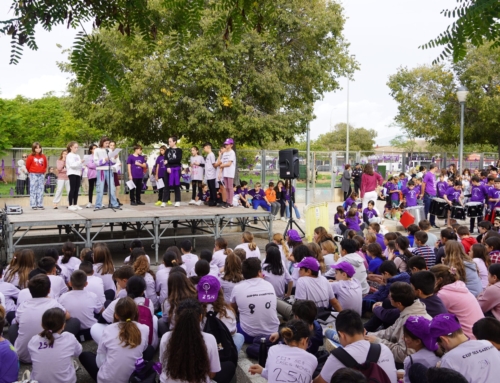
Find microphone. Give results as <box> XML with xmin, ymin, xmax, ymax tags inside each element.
<box><xmin>106</xmin><ymin>149</ymin><xmax>109</xmax><ymax>154</ymax></box>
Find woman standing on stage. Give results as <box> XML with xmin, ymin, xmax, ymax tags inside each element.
<box><xmin>66</xmin><ymin>141</ymin><xmax>84</xmax><ymax>210</ymax></box>
<box><xmin>85</xmin><ymin>144</ymin><xmax>97</xmax><ymax>208</ymax></box>
<box><xmin>161</xmin><ymin>136</ymin><xmax>183</xmax><ymax>207</ymax></box>
<box><xmin>53</xmin><ymin>150</ymin><xmax>69</xmax><ymax>209</ymax></box>
<box><xmin>219</xmin><ymin>138</ymin><xmax>236</xmax><ymax>208</ymax></box>
<box><xmin>93</xmin><ymin>136</ymin><xmax>120</xmax><ymax>210</ymax></box>
<box><xmin>155</xmin><ymin>145</ymin><xmax>167</xmax><ymax>206</ymax></box>
<box><xmin>26</xmin><ymin>142</ymin><xmax>48</xmax><ymax>210</ymax></box>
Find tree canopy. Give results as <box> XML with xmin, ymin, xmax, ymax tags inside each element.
<box><xmin>299</xmin><ymin>123</ymin><xmax>376</xmax><ymax>152</ymax></box>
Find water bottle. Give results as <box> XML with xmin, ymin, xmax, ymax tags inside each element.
<box><xmin>258</xmin><ymin>337</ymin><xmax>268</xmax><ymax>367</ymax></box>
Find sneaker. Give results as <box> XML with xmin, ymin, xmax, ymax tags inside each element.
<box><xmin>174</xmin><ymin>202</ymin><xmax>181</xmax><ymax>207</ymax></box>
<box><xmin>155</xmin><ymin>201</ymin><xmax>162</xmax><ymax>206</ymax></box>
<box><xmin>94</xmin><ymin>206</ymin><xmax>102</xmax><ymax>211</ymax></box>
<box><xmin>37</xmin><ymin>206</ymin><xmax>45</xmax><ymax>210</ymax></box>
<box><xmin>68</xmin><ymin>206</ymin><xmax>77</xmax><ymax>211</ymax></box>
<box><xmin>189</xmin><ymin>200</ymin><xmax>196</xmax><ymax>205</ymax></box>
<box><xmin>32</xmin><ymin>207</ymin><xmax>38</xmax><ymax>210</ymax></box>
<box><xmin>75</xmin><ymin>206</ymin><xmax>83</xmax><ymax>210</ymax></box>
<box><xmin>167</xmin><ymin>201</ymin><xmax>173</xmax><ymax>205</ymax></box>
<box><xmin>131</xmin><ymin>202</ymin><xmax>137</xmax><ymax>206</ymax></box>
<box><xmin>137</xmin><ymin>201</ymin><xmax>145</xmax><ymax>205</ymax></box>
<box><xmin>281</xmin><ymin>217</ymin><xmax>286</xmax><ymax>221</ymax></box>
<box><xmin>195</xmin><ymin>200</ymin><xmax>203</xmax><ymax>206</ymax></box>
<box><xmin>161</xmin><ymin>203</ymin><xmax>166</xmax><ymax>207</ymax></box>
<box><xmin>86</xmin><ymin>203</ymin><xmax>92</xmax><ymax>208</ymax></box>
<box><xmin>221</xmin><ymin>204</ymin><xmax>228</xmax><ymax>209</ymax></box>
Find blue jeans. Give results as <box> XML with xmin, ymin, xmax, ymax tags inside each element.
<box><xmin>232</xmin><ymin>333</ymin><xmax>245</xmax><ymax>354</ymax></box>
<box><xmin>252</xmin><ymin>199</ymin><xmax>270</xmax><ymax>211</ymax></box>
<box><xmin>423</xmin><ymin>193</ymin><xmax>436</xmax><ymax>225</ymax></box>
<box><xmin>95</xmin><ymin>170</ymin><xmax>118</xmax><ymax>208</ymax></box>
<box><xmin>286</xmin><ymin>204</ymin><xmax>301</xmax><ymax>219</ymax></box>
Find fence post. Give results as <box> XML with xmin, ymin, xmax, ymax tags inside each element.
<box><xmin>312</xmin><ymin>151</ymin><xmax>316</xmax><ymax>203</ymax></box>
<box><xmin>479</xmin><ymin>153</ymin><xmax>484</xmax><ymax>170</ymax></box>
<box><xmin>261</xmin><ymin>149</ymin><xmax>266</xmax><ymax>186</ymax></box>
<box><xmin>330</xmin><ymin>151</ymin><xmax>335</xmax><ymax>191</ymax></box>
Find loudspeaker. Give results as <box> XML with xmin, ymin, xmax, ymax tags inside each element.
<box><xmin>279</xmin><ymin>149</ymin><xmax>299</xmax><ymax>179</ymax></box>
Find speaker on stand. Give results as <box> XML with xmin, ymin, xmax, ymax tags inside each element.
<box><xmin>278</xmin><ymin>149</ymin><xmax>305</xmax><ymax>238</ymax></box>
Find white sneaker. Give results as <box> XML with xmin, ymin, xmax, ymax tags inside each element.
<box><xmin>161</xmin><ymin>203</ymin><xmax>166</xmax><ymax>207</ymax></box>
<box><xmin>281</xmin><ymin>217</ymin><xmax>286</xmax><ymax>221</ymax></box>
<box><xmin>174</xmin><ymin>202</ymin><xmax>181</xmax><ymax>207</ymax></box>
<box><xmin>195</xmin><ymin>200</ymin><xmax>203</xmax><ymax>206</ymax></box>
<box><xmin>75</xmin><ymin>205</ymin><xmax>83</xmax><ymax>210</ymax></box>
<box><xmin>68</xmin><ymin>206</ymin><xmax>77</xmax><ymax>211</ymax></box>
<box><xmin>189</xmin><ymin>200</ymin><xmax>196</xmax><ymax>205</ymax></box>
<box><xmin>86</xmin><ymin>203</ymin><xmax>92</xmax><ymax>208</ymax></box>
<box><xmin>300</xmin><ymin>219</ymin><xmax>305</xmax><ymax>223</ymax></box>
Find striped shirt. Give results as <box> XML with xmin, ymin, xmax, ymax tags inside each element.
<box><xmin>412</xmin><ymin>245</ymin><xmax>436</xmax><ymax>268</ymax></box>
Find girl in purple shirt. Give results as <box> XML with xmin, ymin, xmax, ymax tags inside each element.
<box><xmin>154</xmin><ymin>145</ymin><xmax>167</xmax><ymax>205</ymax></box>
<box><xmin>339</xmin><ymin>208</ymin><xmax>364</xmax><ymax>233</ymax></box>
<box><xmin>126</xmin><ymin>145</ymin><xmax>147</xmax><ymax>205</ymax></box>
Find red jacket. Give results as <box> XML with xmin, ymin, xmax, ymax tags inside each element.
<box><xmin>461</xmin><ymin>236</ymin><xmax>477</xmax><ymax>254</ymax></box>
<box><xmin>26</xmin><ymin>154</ymin><xmax>48</xmax><ymax>174</ymax></box>
<box><xmin>360</xmin><ymin>172</ymin><xmax>384</xmax><ymax>197</ymax></box>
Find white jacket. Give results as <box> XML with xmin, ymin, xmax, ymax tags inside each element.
<box><xmin>66</xmin><ymin>152</ymin><xmax>83</xmax><ymax>176</ymax></box>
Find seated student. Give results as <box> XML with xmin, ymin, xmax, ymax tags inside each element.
<box><xmin>344</xmin><ymin>191</ymin><xmax>358</xmax><ymax>211</ymax></box>
<box><xmin>265</xmin><ymin>181</ymin><xmax>281</xmax><ymax>217</ymax></box>
<box><xmin>430</xmin><ymin>264</ymin><xmax>484</xmax><ymax>339</ymax></box>
<box><xmin>428</xmin><ymin>313</ymin><xmax>500</xmax><ymax>383</ymax></box>
<box><xmin>262</xmin><ymin>246</ymin><xmax>293</xmax><ymax>299</ymax></box>
<box><xmin>230</xmin><ymin>257</ymin><xmax>279</xmax><ymax>343</ymax></box>
<box><xmin>477</xmin><ymin>220</ymin><xmax>493</xmax><ymax>243</ymax></box>
<box><xmin>362</xmin><ymin>200</ymin><xmax>380</xmax><ymax>225</ymax></box>
<box><xmin>391</xmin><ymin>236</ymin><xmax>414</xmax><ymax>273</ymax></box>
<box><xmin>161</xmin><ymin>271</ymin><xmax>197</xmax><ymax>334</ymax></box>
<box><xmin>407</xmin><ymin>256</ymin><xmax>427</xmax><ymax>274</ymax></box>
<box><xmin>477</xmin><ymin>263</ymin><xmax>500</xmax><ymax>319</ymax></box>
<box><xmin>113</xmin><ymin>265</ymin><xmax>135</xmax><ymax>301</ymax></box>
<box><xmin>189</xmin><ymin>259</ymin><xmax>210</xmax><ymax>286</ymax></box>
<box><xmin>434</xmin><ymin>228</ymin><xmax>456</xmax><ymax>265</ymax></box>
<box><xmin>411</xmin><ymin>231</ymin><xmax>436</xmax><ymax>268</ymax></box>
<box><xmin>58</xmin><ymin>241</ymin><xmax>82</xmax><ymax>275</ymax></box>
<box><xmin>339</xmin><ymin>208</ymin><xmax>365</xmax><ymax>234</ymax></box>
<box><xmin>180</xmin><ymin>240</ymin><xmax>198</xmax><ymax>275</ymax></box>
<box><xmin>288</xmin><ymin>244</ymin><xmax>312</xmax><ymax>287</ymax></box>
<box><xmin>249</xmin><ymin>319</ymin><xmax>318</xmax><ymax>383</ymax></box>
<box><xmin>367</xmin><ymin>222</ymin><xmax>386</xmax><ymax>251</ymax></box>
<box><xmin>314</xmin><ymin>309</ymin><xmax>397</xmax><ymax>383</ymax></box>
<box><xmin>402</xmin><ymin>316</ymin><xmax>441</xmax><ymax>383</ymax></box>
<box><xmin>418</xmin><ymin>220</ymin><xmax>438</xmax><ymax>248</ymax></box>
<box><xmin>156</xmin><ymin>251</ymin><xmax>180</xmax><ymax>305</ymax></box>
<box><xmin>366</xmin><ymin>243</ymin><xmax>385</xmax><ymax>275</ymax></box>
<box><xmin>132</xmin><ymin>255</ymin><xmax>159</xmax><ymax>310</ymax></box>
<box><xmin>8</xmin><ymin>274</ymin><xmax>80</xmax><ymax>363</ymax></box>
<box><xmin>330</xmin><ymin>262</ymin><xmax>362</xmax><ymax>315</ymax></box>
<box><xmin>92</xmin><ymin>243</ymin><xmax>116</xmax><ymax>298</ymax></box>
<box><xmin>406</xmin><ymin>224</ymin><xmax>420</xmax><ymax>247</ymax></box>
<box><xmin>327</xmin><ymin>239</ymin><xmax>369</xmax><ymax>295</ymax></box>
<box><xmin>235</xmin><ymin>231</ymin><xmax>261</xmax><ymax>259</ymax></box>
<box><xmin>470</xmin><ymin>243</ymin><xmax>490</xmax><ymax>289</ymax></box>
<box><xmin>486</xmin><ymin>236</ymin><xmax>500</xmax><ymax>264</ymax></box>
<box><xmin>233</xmin><ymin>248</ymin><xmax>246</xmax><ymax>263</ymax></box>
<box><xmin>0</xmin><ymin>264</ymin><xmax>19</xmax><ymax>325</ymax></box>
<box><xmin>457</xmin><ymin>226</ymin><xmax>477</xmax><ymax>253</ymax></box>
<box><xmin>0</xmin><ymin>305</ymin><xmax>19</xmax><ymax>383</ymax></box>
<box><xmin>472</xmin><ymin>317</ymin><xmax>500</xmax><ymax>351</ymax></box>
<box><xmin>410</xmin><ymin>271</ymin><xmax>447</xmax><ymax>317</ymax></box>
<box><xmin>28</xmin><ymin>307</ymin><xmax>82</xmax><ymax>382</ymax></box>
<box><xmin>366</xmin><ymin>282</ymin><xmax>431</xmax><ymax>364</ymax></box>
<box><xmin>383</xmin><ymin>232</ymin><xmax>398</xmax><ymax>258</ymax></box>
<box><xmin>58</xmin><ymin>270</ymin><xmax>103</xmax><ymax>341</ymax></box>
<box><xmin>79</xmin><ymin>261</ymin><xmax>106</xmax><ymax>307</ymax></box>
<box><xmin>248</xmin><ymin>182</ymin><xmax>271</xmax><ymax>212</ymax></box>
<box><xmin>80</xmin><ymin>297</ymin><xmax>154</xmax><ymax>383</ymax></box>
<box><xmin>124</xmin><ymin>239</ymin><xmax>151</xmax><ymax>264</ymax></box>
<box><xmin>199</xmin><ymin>250</ymin><xmax>220</xmax><ymax>277</ymax></box>
<box><xmin>220</xmin><ymin>253</ymin><xmax>244</xmax><ymax>302</ymax></box>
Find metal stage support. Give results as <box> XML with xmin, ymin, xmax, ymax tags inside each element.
<box><xmin>1</xmin><ymin>206</ymin><xmax>273</xmax><ymax>264</ymax></box>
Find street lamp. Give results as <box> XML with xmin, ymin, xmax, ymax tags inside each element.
<box><xmin>456</xmin><ymin>86</ymin><xmax>469</xmax><ymax>173</ymax></box>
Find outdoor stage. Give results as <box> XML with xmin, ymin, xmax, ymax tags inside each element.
<box><xmin>1</xmin><ymin>205</ymin><xmax>273</xmax><ymax>263</ymax></box>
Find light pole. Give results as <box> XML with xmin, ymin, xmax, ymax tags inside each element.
<box><xmin>346</xmin><ymin>77</ymin><xmax>350</xmax><ymax>165</ymax></box>
<box><xmin>456</xmin><ymin>86</ymin><xmax>469</xmax><ymax>173</ymax></box>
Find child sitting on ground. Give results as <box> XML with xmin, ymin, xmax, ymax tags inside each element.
<box><xmin>477</xmin><ymin>263</ymin><xmax>500</xmax><ymax>320</ymax></box>
<box><xmin>329</xmin><ymin>262</ymin><xmax>362</xmax><ymax>315</ymax></box>
<box><xmin>411</xmin><ymin>231</ymin><xmax>436</xmax><ymax>268</ymax></box>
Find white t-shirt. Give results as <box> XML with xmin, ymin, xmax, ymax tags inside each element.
<box><xmin>403</xmin><ymin>348</ymin><xmax>440</xmax><ymax>383</ymax></box>
<box><xmin>93</xmin><ymin>263</ymin><xmax>116</xmax><ymax>292</ymax></box>
<box><xmin>330</xmin><ymin>279</ymin><xmax>362</xmax><ymax>315</ymax></box>
<box><xmin>230</xmin><ymin>278</ymin><xmax>279</xmax><ymax>337</ymax></box>
<box><xmin>320</xmin><ymin>340</ymin><xmax>397</xmax><ymax>383</ymax></box>
<box><xmin>85</xmin><ymin>275</ymin><xmax>106</xmax><ymax>306</ymax></box>
<box><xmin>190</xmin><ymin>155</ymin><xmax>205</xmax><ymax>180</ymax></box>
<box><xmin>58</xmin><ymin>255</ymin><xmax>82</xmax><ymax>274</ymax></box>
<box><xmin>0</xmin><ymin>279</ymin><xmax>19</xmax><ymax>313</ymax></box>
<box><xmin>16</xmin><ymin>288</ymin><xmax>31</xmax><ymax>308</ymax></box>
<box><xmin>48</xmin><ymin>274</ymin><xmax>68</xmax><ymax>299</ymax></box>
<box><xmin>440</xmin><ymin>340</ymin><xmax>500</xmax><ymax>383</ymax></box>
<box><xmin>58</xmin><ymin>290</ymin><xmax>102</xmax><ymax>330</ymax></box>
<box><xmin>159</xmin><ymin>331</ymin><xmax>221</xmax><ymax>383</ymax></box>
<box><xmin>204</xmin><ymin>152</ymin><xmax>217</xmax><ymax>180</ymax></box>
<box><xmin>220</xmin><ymin>279</ymin><xmax>240</xmax><ymax>303</ymax></box>
<box><xmin>212</xmin><ymin>250</ymin><xmax>227</xmax><ymax>269</ymax></box>
<box><xmin>203</xmin><ymin>304</ymin><xmax>237</xmax><ymax>334</ymax></box>
<box><xmin>295</xmin><ymin>276</ymin><xmax>335</xmax><ymax>308</ymax></box>
<box><xmin>143</xmin><ymin>272</ymin><xmax>159</xmax><ymax>309</ymax></box>
<box><xmin>28</xmin><ymin>332</ymin><xmax>82</xmax><ymax>383</ymax></box>
<box><xmin>181</xmin><ymin>253</ymin><xmax>198</xmax><ymax>275</ymax></box>
<box><xmin>262</xmin><ymin>344</ymin><xmax>318</xmax><ymax>383</ymax></box>
<box><xmin>14</xmin><ymin>297</ymin><xmax>66</xmax><ymax>363</ymax></box>
<box><xmin>235</xmin><ymin>243</ymin><xmax>261</xmax><ymax>259</ymax></box>
<box><xmin>261</xmin><ymin>263</ymin><xmax>292</xmax><ymax>298</ymax></box>
<box><xmin>156</xmin><ymin>267</ymin><xmax>172</xmax><ymax>306</ymax></box>
<box><xmin>96</xmin><ymin>322</ymin><xmax>149</xmax><ymax>383</ymax></box>
<box><xmin>221</xmin><ymin>149</ymin><xmax>236</xmax><ymax>178</ymax></box>
<box><xmin>323</xmin><ymin>254</ymin><xmax>336</xmax><ymax>268</ymax></box>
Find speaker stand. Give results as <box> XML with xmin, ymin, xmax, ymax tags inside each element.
<box><xmin>283</xmin><ymin>181</ymin><xmax>305</xmax><ymax>238</ymax></box>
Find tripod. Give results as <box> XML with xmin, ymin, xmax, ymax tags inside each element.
<box><xmin>284</xmin><ymin>180</ymin><xmax>305</xmax><ymax>237</ymax></box>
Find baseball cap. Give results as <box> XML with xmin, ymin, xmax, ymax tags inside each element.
<box><xmin>294</xmin><ymin>257</ymin><xmax>320</xmax><ymax>272</ymax></box>
<box><xmin>429</xmin><ymin>313</ymin><xmax>462</xmax><ymax>346</ymax></box>
<box><xmin>405</xmin><ymin>316</ymin><xmax>438</xmax><ymax>351</ymax></box>
<box><xmin>197</xmin><ymin>275</ymin><xmax>220</xmax><ymax>303</ymax></box>
<box><xmin>331</xmin><ymin>262</ymin><xmax>355</xmax><ymax>277</ymax></box>
<box><xmin>287</xmin><ymin>229</ymin><xmax>301</xmax><ymax>242</ymax></box>
<box><xmin>223</xmin><ymin>138</ymin><xmax>234</xmax><ymax>145</ymax></box>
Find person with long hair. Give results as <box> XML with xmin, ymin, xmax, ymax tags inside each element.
<box><xmin>470</xmin><ymin>243</ymin><xmax>490</xmax><ymax>289</ymax></box>
<box><xmin>307</xmin><ymin>242</ymin><xmax>326</xmax><ymax>273</ymax></box>
<box><xmin>156</xmin><ymin>251</ymin><xmax>180</xmax><ymax>307</ymax></box>
<box><xmin>4</xmin><ymin>249</ymin><xmax>35</xmax><ymax>289</ymax></box>
<box><xmin>366</xmin><ymin>243</ymin><xmax>385</xmax><ymax>275</ymax></box>
<box><xmin>263</xmin><ymin>245</ymin><xmax>293</xmax><ymax>298</ymax></box>
<box><xmin>442</xmin><ymin>240</ymin><xmax>483</xmax><ymax>296</ymax></box>
<box><xmin>161</xmin><ymin>135</ymin><xmax>183</xmax><ymax>207</ymax></box>
<box><xmin>92</xmin><ymin>243</ymin><xmax>116</xmax><ymax>297</ymax></box>
<box><xmin>134</xmin><ymin>255</ymin><xmax>159</xmax><ymax>310</ymax></box>
<box><xmin>93</xmin><ymin>136</ymin><xmax>121</xmax><ymax>210</ymax></box>
<box><xmin>160</xmin><ymin>298</ymin><xmax>234</xmax><ymax>383</ymax></box>
<box><xmin>84</xmin><ymin>144</ymin><xmax>97</xmax><ymax>208</ymax></box>
<box><xmin>66</xmin><ymin>141</ymin><xmax>84</xmax><ymax>210</ymax></box>
<box><xmin>235</xmin><ymin>231</ymin><xmax>261</xmax><ymax>258</ymax></box>
<box><xmin>284</xmin><ymin>179</ymin><xmax>304</xmax><ymax>222</ymax></box>
<box><xmin>273</xmin><ymin>232</ymin><xmax>290</xmax><ymax>267</ymax></box>
<box><xmin>341</xmin><ymin>164</ymin><xmax>352</xmax><ymax>201</ymax></box>
<box><xmin>189</xmin><ymin>145</ymin><xmax>205</xmax><ymax>205</ymax></box>
<box><xmin>26</xmin><ymin>141</ymin><xmax>48</xmax><ymax>209</ymax></box>
<box><xmin>391</xmin><ymin>236</ymin><xmax>413</xmax><ymax>273</ymax></box>
<box><xmin>430</xmin><ymin>264</ymin><xmax>484</xmax><ymax>339</ymax></box>
<box><xmin>320</xmin><ymin>240</ymin><xmax>338</xmax><ymax>267</ymax></box>
<box><xmin>80</xmin><ymin>297</ymin><xmax>153</xmax><ymax>383</ymax></box>
<box><xmin>166</xmin><ymin>245</ymin><xmax>185</xmax><ymax>269</ymax></box>
<box><xmin>220</xmin><ymin>253</ymin><xmax>244</xmax><ymax>302</ymax></box>
<box><xmin>53</xmin><ymin>149</ymin><xmax>70</xmax><ymax>209</ymax></box>
<box><xmin>275</xmin><ymin>179</ymin><xmax>288</xmax><ymax>220</ymax></box>
<box><xmin>360</xmin><ymin>163</ymin><xmax>383</xmax><ymax>211</ymax></box>
<box><xmin>28</xmin><ymin>307</ymin><xmax>82</xmax><ymax>382</ymax></box>
<box><xmin>313</xmin><ymin>226</ymin><xmax>334</xmax><ymax>245</ymax></box>
<box><xmin>161</xmin><ymin>271</ymin><xmax>197</xmax><ymax>333</ymax></box>
<box><xmin>477</xmin><ymin>264</ymin><xmax>500</xmax><ymax>320</ymax></box>
<box><xmin>154</xmin><ymin>145</ymin><xmax>168</xmax><ymax>205</ymax></box>
<box><xmin>59</xmin><ymin>241</ymin><xmax>82</xmax><ymax>275</ymax></box>
<box><xmin>213</xmin><ymin>237</ymin><xmax>233</xmax><ymax>269</ymax></box>
<box><xmin>249</xmin><ymin>319</ymin><xmax>317</xmax><ymax>382</ymax></box>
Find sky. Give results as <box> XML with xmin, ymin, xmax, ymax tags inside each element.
<box><xmin>0</xmin><ymin>1</ymin><xmax>457</xmax><ymax>145</ymax></box>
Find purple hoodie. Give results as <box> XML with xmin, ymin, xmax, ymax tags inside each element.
<box><xmin>345</xmin><ymin>215</ymin><xmax>361</xmax><ymax>231</ymax></box>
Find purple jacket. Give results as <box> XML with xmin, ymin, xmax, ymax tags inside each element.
<box><xmin>86</xmin><ymin>157</ymin><xmax>97</xmax><ymax>180</ymax></box>
<box><xmin>345</xmin><ymin>215</ymin><xmax>361</xmax><ymax>231</ymax></box>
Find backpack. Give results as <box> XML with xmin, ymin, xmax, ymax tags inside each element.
<box><xmin>137</xmin><ymin>298</ymin><xmax>154</xmax><ymax>345</ymax></box>
<box><xmin>331</xmin><ymin>343</ymin><xmax>391</xmax><ymax>383</ymax></box>
<box><xmin>129</xmin><ymin>360</ymin><xmax>158</xmax><ymax>383</ymax></box>
<box><xmin>203</xmin><ymin>311</ymin><xmax>238</xmax><ymax>365</ymax></box>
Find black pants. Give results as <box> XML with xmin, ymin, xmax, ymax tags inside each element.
<box><xmin>80</xmin><ymin>345</ymin><xmax>155</xmax><ymax>382</ymax></box>
<box><xmin>279</xmin><ymin>200</ymin><xmax>286</xmax><ymax>217</ymax></box>
<box><xmin>88</xmin><ymin>178</ymin><xmax>96</xmax><ymax>204</ymax></box>
<box><xmin>158</xmin><ymin>187</ymin><xmax>163</xmax><ymax>201</ymax></box>
<box><xmin>470</xmin><ymin>216</ymin><xmax>483</xmax><ymax>232</ymax></box>
<box><xmin>8</xmin><ymin>317</ymin><xmax>81</xmax><ymax>345</ymax></box>
<box><xmin>68</xmin><ymin>174</ymin><xmax>81</xmax><ymax>206</ymax></box>
<box><xmin>354</xmin><ymin>182</ymin><xmax>361</xmax><ymax>195</ymax></box>
<box><xmin>343</xmin><ymin>186</ymin><xmax>352</xmax><ymax>201</ymax></box>
<box><xmin>16</xmin><ymin>179</ymin><xmax>28</xmax><ymax>195</ymax></box>
<box><xmin>214</xmin><ymin>361</ymin><xmax>236</xmax><ymax>383</ymax></box>
<box><xmin>207</xmin><ymin>179</ymin><xmax>217</xmax><ymax>205</ymax></box>
<box><xmin>130</xmin><ymin>178</ymin><xmax>142</xmax><ymax>203</ymax></box>
<box><xmin>191</xmin><ymin>180</ymin><xmax>202</xmax><ymax>200</ymax></box>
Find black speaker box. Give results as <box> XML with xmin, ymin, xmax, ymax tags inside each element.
<box><xmin>279</xmin><ymin>149</ymin><xmax>299</xmax><ymax>179</ymax></box>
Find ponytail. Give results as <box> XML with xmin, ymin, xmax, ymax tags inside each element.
<box><xmin>280</xmin><ymin>319</ymin><xmax>311</xmax><ymax>345</ymax></box>
<box><xmin>40</xmin><ymin>308</ymin><xmax>65</xmax><ymax>347</ymax></box>
<box><xmin>115</xmin><ymin>297</ymin><xmax>141</xmax><ymax>348</ymax></box>
<box><xmin>242</xmin><ymin>231</ymin><xmax>256</xmax><ymax>251</ymax></box>
<box><xmin>61</xmin><ymin>241</ymin><xmax>76</xmax><ymax>264</ymax></box>
<box><xmin>274</xmin><ymin>233</ymin><xmax>290</xmax><ymax>258</ymax></box>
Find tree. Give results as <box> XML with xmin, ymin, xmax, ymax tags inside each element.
<box><xmin>0</xmin><ymin>98</ymin><xmax>20</xmax><ymax>154</ymax></box>
<box><xmin>313</xmin><ymin>123</ymin><xmax>377</xmax><ymax>152</ymax></box>
<box><xmin>62</xmin><ymin>0</ymin><xmax>355</xmax><ymax>146</ymax></box>
<box><xmin>390</xmin><ymin>133</ymin><xmax>419</xmax><ymax>159</ymax></box>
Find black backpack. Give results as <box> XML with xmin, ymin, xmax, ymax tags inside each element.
<box><xmin>331</xmin><ymin>343</ymin><xmax>391</xmax><ymax>383</ymax></box>
<box><xmin>203</xmin><ymin>311</ymin><xmax>238</xmax><ymax>365</ymax></box>
<box><xmin>129</xmin><ymin>360</ymin><xmax>158</xmax><ymax>383</ymax></box>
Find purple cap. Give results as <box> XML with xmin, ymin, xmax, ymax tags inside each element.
<box><xmin>429</xmin><ymin>313</ymin><xmax>462</xmax><ymax>346</ymax></box>
<box><xmin>287</xmin><ymin>229</ymin><xmax>301</xmax><ymax>242</ymax></box>
<box><xmin>197</xmin><ymin>275</ymin><xmax>220</xmax><ymax>303</ymax></box>
<box><xmin>294</xmin><ymin>257</ymin><xmax>320</xmax><ymax>272</ymax></box>
<box><xmin>223</xmin><ymin>138</ymin><xmax>234</xmax><ymax>145</ymax></box>
<box><xmin>405</xmin><ymin>316</ymin><xmax>438</xmax><ymax>351</ymax></box>
<box><xmin>331</xmin><ymin>262</ymin><xmax>355</xmax><ymax>277</ymax></box>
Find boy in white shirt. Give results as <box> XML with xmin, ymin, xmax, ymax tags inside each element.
<box><xmin>59</xmin><ymin>270</ymin><xmax>103</xmax><ymax>341</ymax></box>
<box><xmin>37</xmin><ymin>257</ymin><xmax>68</xmax><ymax>299</ymax></box>
<box><xmin>230</xmin><ymin>257</ymin><xmax>279</xmax><ymax>343</ymax></box>
<box><xmin>330</xmin><ymin>262</ymin><xmax>362</xmax><ymax>315</ymax></box>
<box><xmin>180</xmin><ymin>240</ymin><xmax>198</xmax><ymax>275</ymax></box>
<box><xmin>80</xmin><ymin>261</ymin><xmax>106</xmax><ymax>306</ymax></box>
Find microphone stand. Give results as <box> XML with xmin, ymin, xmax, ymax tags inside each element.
<box><xmin>106</xmin><ymin>149</ymin><xmax>117</xmax><ymax>212</ymax></box>
<box><xmin>284</xmin><ymin>180</ymin><xmax>305</xmax><ymax>236</ymax></box>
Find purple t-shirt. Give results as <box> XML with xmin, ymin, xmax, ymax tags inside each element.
<box><xmin>400</xmin><ymin>178</ymin><xmax>408</xmax><ymax>189</ymax></box>
<box><xmin>363</xmin><ymin>208</ymin><xmax>377</xmax><ymax>220</ymax></box>
<box><xmin>470</xmin><ymin>184</ymin><xmax>487</xmax><ymax>203</ymax></box>
<box><xmin>249</xmin><ymin>189</ymin><xmax>266</xmax><ymax>200</ymax></box>
<box><xmin>436</xmin><ymin>181</ymin><xmax>448</xmax><ymax>198</ymax></box>
<box><xmin>402</xmin><ymin>187</ymin><xmax>419</xmax><ymax>207</ymax></box>
<box><xmin>387</xmin><ymin>183</ymin><xmax>399</xmax><ymax>201</ymax></box>
<box><xmin>488</xmin><ymin>187</ymin><xmax>500</xmax><ymax>208</ymax></box>
<box><xmin>345</xmin><ymin>197</ymin><xmax>356</xmax><ymax>208</ymax></box>
<box><xmin>334</xmin><ymin>213</ymin><xmax>344</xmax><ymax>225</ymax></box>
<box><xmin>414</xmin><ymin>184</ymin><xmax>422</xmax><ymax>197</ymax></box>
<box><xmin>423</xmin><ymin>171</ymin><xmax>437</xmax><ymax>196</ymax></box>
<box><xmin>127</xmin><ymin>154</ymin><xmax>145</xmax><ymax>179</ymax></box>
<box><xmin>155</xmin><ymin>155</ymin><xmax>166</xmax><ymax>178</ymax></box>
<box><xmin>345</xmin><ymin>215</ymin><xmax>361</xmax><ymax>231</ymax></box>
<box><xmin>445</xmin><ymin>187</ymin><xmax>462</xmax><ymax>203</ymax></box>
<box><xmin>375</xmin><ymin>233</ymin><xmax>387</xmax><ymax>251</ymax></box>
<box><xmin>198</xmin><ymin>191</ymin><xmax>210</xmax><ymax>201</ymax></box>
<box><xmin>0</xmin><ymin>340</ymin><xmax>19</xmax><ymax>383</ymax></box>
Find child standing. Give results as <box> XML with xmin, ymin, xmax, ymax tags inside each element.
<box><xmin>28</xmin><ymin>308</ymin><xmax>82</xmax><ymax>382</ymax></box>
<box><xmin>469</xmin><ymin>175</ymin><xmax>488</xmax><ymax>232</ymax></box>
<box><xmin>53</xmin><ymin>150</ymin><xmax>69</xmax><ymax>209</ymax></box>
<box><xmin>219</xmin><ymin>138</ymin><xmax>236</xmax><ymax>208</ymax></box>
<box><xmin>189</xmin><ymin>146</ymin><xmax>205</xmax><ymax>205</ymax></box>
<box><xmin>487</xmin><ymin>178</ymin><xmax>500</xmax><ymax>222</ymax></box>
<box><xmin>127</xmin><ymin>145</ymin><xmax>147</xmax><ymax>206</ymax></box>
<box><xmin>66</xmin><ymin>141</ymin><xmax>85</xmax><ymax>211</ymax></box>
<box><xmin>154</xmin><ymin>145</ymin><xmax>167</xmax><ymax>206</ymax></box>
<box><xmin>436</xmin><ymin>173</ymin><xmax>448</xmax><ymax>198</ymax></box>
<box><xmin>161</xmin><ymin>136</ymin><xmax>183</xmax><ymax>207</ymax></box>
<box><xmin>203</xmin><ymin>142</ymin><xmax>218</xmax><ymax>206</ymax></box>
<box><xmin>444</xmin><ymin>180</ymin><xmax>464</xmax><ymax>226</ymax></box>
<box><xmin>26</xmin><ymin>141</ymin><xmax>48</xmax><ymax>210</ymax></box>
<box><xmin>402</xmin><ymin>180</ymin><xmax>418</xmax><ymax>208</ymax></box>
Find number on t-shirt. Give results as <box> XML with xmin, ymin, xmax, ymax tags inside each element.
<box><xmin>274</xmin><ymin>368</ymin><xmax>308</xmax><ymax>383</ymax></box>
<box><xmin>38</xmin><ymin>341</ymin><xmax>53</xmax><ymax>350</ymax></box>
